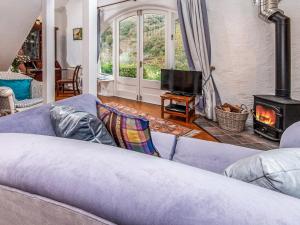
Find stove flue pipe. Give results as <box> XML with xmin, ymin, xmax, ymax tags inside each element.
<box><xmin>254</xmin><ymin>0</ymin><xmax>283</xmax><ymax>22</ymax></box>
<box><xmin>254</xmin><ymin>0</ymin><xmax>291</xmax><ymax>98</ymax></box>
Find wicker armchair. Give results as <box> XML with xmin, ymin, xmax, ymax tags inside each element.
<box><xmin>0</xmin><ymin>72</ymin><xmax>43</xmax><ymax>114</ymax></box>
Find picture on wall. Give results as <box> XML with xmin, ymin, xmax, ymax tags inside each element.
<box><xmin>73</xmin><ymin>28</ymin><xmax>83</xmax><ymax>40</ymax></box>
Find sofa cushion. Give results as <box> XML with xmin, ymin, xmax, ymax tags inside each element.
<box><xmin>0</xmin><ymin>94</ymin><xmax>99</xmax><ymax>136</ymax></box>
<box><xmin>173</xmin><ymin>137</ymin><xmax>261</xmax><ymax>174</ymax></box>
<box><xmin>97</xmin><ymin>103</ymin><xmax>159</xmax><ymax>156</ymax></box>
<box><xmin>224</xmin><ymin>148</ymin><xmax>300</xmax><ymax>199</ymax></box>
<box><xmin>1</xmin><ymin>133</ymin><xmax>300</xmax><ymax>225</ymax></box>
<box><xmin>280</xmin><ymin>121</ymin><xmax>300</xmax><ymax>148</ymax></box>
<box><xmin>151</xmin><ymin>132</ymin><xmax>176</xmax><ymax>160</ymax></box>
<box><xmin>0</xmin><ymin>79</ymin><xmax>32</xmax><ymax>100</ymax></box>
<box><xmin>50</xmin><ymin>105</ymin><xmax>116</xmax><ymax>146</ymax></box>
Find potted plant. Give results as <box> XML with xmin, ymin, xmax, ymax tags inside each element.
<box><xmin>11</xmin><ymin>54</ymin><xmax>30</xmax><ymax>73</ymax></box>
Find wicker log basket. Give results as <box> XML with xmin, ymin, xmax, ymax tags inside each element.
<box><xmin>216</xmin><ymin>103</ymin><xmax>249</xmax><ymax>132</ymax></box>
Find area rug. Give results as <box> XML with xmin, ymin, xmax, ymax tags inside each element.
<box><xmin>194</xmin><ymin>117</ymin><xmax>279</xmax><ymax>151</ymax></box>
<box><xmin>106</xmin><ymin>102</ymin><xmax>201</xmax><ymax>137</ymax></box>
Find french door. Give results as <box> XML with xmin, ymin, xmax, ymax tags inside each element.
<box><xmin>116</xmin><ymin>10</ymin><xmax>169</xmax><ymax>104</ymax></box>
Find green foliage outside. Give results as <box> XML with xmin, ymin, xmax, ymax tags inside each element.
<box><xmin>119</xmin><ymin>17</ymin><xmax>137</xmax><ymax>78</ymax></box>
<box><xmin>143</xmin><ymin>64</ymin><xmax>161</xmax><ymax>80</ymax></box>
<box><xmin>119</xmin><ymin>64</ymin><xmax>137</xmax><ymax>78</ymax></box>
<box><xmin>143</xmin><ymin>14</ymin><xmax>165</xmax><ymax>80</ymax></box>
<box><xmin>100</xmin><ymin>26</ymin><xmax>113</xmax><ymax>75</ymax></box>
<box><xmin>99</xmin><ymin>16</ymin><xmax>189</xmax><ymax>79</ymax></box>
<box><xmin>100</xmin><ymin>63</ymin><xmax>160</xmax><ymax>80</ymax></box>
<box><xmin>175</xmin><ymin>20</ymin><xmax>189</xmax><ymax>71</ymax></box>
<box><xmin>101</xmin><ymin>62</ymin><xmax>113</xmax><ymax>75</ymax></box>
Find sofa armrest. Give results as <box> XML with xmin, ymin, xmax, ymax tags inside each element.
<box><xmin>0</xmin><ymin>87</ymin><xmax>15</xmax><ymax>114</ymax></box>
<box><xmin>280</xmin><ymin>122</ymin><xmax>300</xmax><ymax>148</ymax></box>
<box><xmin>173</xmin><ymin>137</ymin><xmax>261</xmax><ymax>174</ymax></box>
<box><xmin>0</xmin><ymin>94</ymin><xmax>99</xmax><ymax>136</ymax></box>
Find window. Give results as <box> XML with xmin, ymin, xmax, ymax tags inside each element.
<box><xmin>119</xmin><ymin>16</ymin><xmax>137</xmax><ymax>78</ymax></box>
<box><xmin>99</xmin><ymin>12</ymin><xmax>189</xmax><ymax>78</ymax></box>
<box><xmin>99</xmin><ymin>25</ymin><xmax>113</xmax><ymax>75</ymax></box>
<box><xmin>143</xmin><ymin>13</ymin><xmax>166</xmax><ymax>81</ymax></box>
<box><xmin>175</xmin><ymin>20</ymin><xmax>189</xmax><ymax>71</ymax></box>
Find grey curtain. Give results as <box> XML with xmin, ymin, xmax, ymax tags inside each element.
<box><xmin>177</xmin><ymin>0</ymin><xmax>221</xmax><ymax>121</ymax></box>
<box><xmin>97</xmin><ymin>9</ymin><xmax>102</xmax><ymax>61</ymax></box>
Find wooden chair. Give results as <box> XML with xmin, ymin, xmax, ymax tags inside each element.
<box><xmin>56</xmin><ymin>66</ymin><xmax>81</xmax><ymax>96</ymax></box>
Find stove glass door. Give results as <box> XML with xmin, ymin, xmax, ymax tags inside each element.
<box><xmin>255</xmin><ymin>104</ymin><xmax>277</xmax><ymax>128</ymax></box>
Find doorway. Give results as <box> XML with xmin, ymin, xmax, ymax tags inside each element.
<box><xmin>116</xmin><ymin>10</ymin><xmax>168</xmax><ymax>104</ymax></box>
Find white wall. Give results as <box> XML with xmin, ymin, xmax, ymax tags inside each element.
<box><xmin>99</xmin><ymin>0</ymin><xmax>176</xmax><ymax>24</ymax></box>
<box><xmin>65</xmin><ymin>0</ymin><xmax>83</xmax><ymax>67</ymax></box>
<box><xmin>0</xmin><ymin>0</ymin><xmax>42</xmax><ymax>70</ymax></box>
<box><xmin>207</xmin><ymin>0</ymin><xmax>300</xmax><ymax>110</ymax></box>
<box><xmin>283</xmin><ymin>1</ymin><xmax>300</xmax><ymax>99</ymax></box>
<box><xmin>55</xmin><ymin>0</ymin><xmax>300</xmax><ymax>106</ymax></box>
<box><xmin>55</xmin><ymin>7</ymin><xmax>68</xmax><ymax>69</ymax></box>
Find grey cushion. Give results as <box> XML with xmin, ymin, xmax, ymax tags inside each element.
<box><xmin>173</xmin><ymin>137</ymin><xmax>261</xmax><ymax>174</ymax></box>
<box><xmin>280</xmin><ymin>121</ymin><xmax>300</xmax><ymax>148</ymax></box>
<box><xmin>50</xmin><ymin>105</ymin><xmax>116</xmax><ymax>146</ymax></box>
<box><xmin>224</xmin><ymin>148</ymin><xmax>300</xmax><ymax>199</ymax></box>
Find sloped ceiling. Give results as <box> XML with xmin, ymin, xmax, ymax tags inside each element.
<box><xmin>0</xmin><ymin>0</ymin><xmax>42</xmax><ymax>71</ymax></box>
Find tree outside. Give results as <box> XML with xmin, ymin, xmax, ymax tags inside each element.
<box><xmin>99</xmin><ymin>16</ymin><xmax>189</xmax><ymax>80</ymax></box>
<box><xmin>175</xmin><ymin>20</ymin><xmax>189</xmax><ymax>71</ymax></box>
<box><xmin>143</xmin><ymin>14</ymin><xmax>166</xmax><ymax>81</ymax></box>
<box><xmin>100</xmin><ymin>26</ymin><xmax>113</xmax><ymax>75</ymax></box>
<box><xmin>119</xmin><ymin>16</ymin><xmax>137</xmax><ymax>78</ymax></box>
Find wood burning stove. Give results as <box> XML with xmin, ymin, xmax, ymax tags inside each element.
<box><xmin>253</xmin><ymin>8</ymin><xmax>300</xmax><ymax>141</ymax></box>
<box><xmin>253</xmin><ymin>95</ymin><xmax>300</xmax><ymax>141</ymax></box>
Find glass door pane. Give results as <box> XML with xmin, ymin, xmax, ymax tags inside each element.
<box><xmin>119</xmin><ymin>16</ymin><xmax>137</xmax><ymax>78</ymax></box>
<box><xmin>175</xmin><ymin>19</ymin><xmax>189</xmax><ymax>70</ymax></box>
<box><xmin>143</xmin><ymin>14</ymin><xmax>166</xmax><ymax>81</ymax></box>
<box><xmin>100</xmin><ymin>25</ymin><xmax>113</xmax><ymax>75</ymax></box>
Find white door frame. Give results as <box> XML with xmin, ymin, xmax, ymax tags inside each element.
<box><xmin>116</xmin><ymin>12</ymin><xmax>139</xmax><ymax>100</ymax></box>
<box><xmin>114</xmin><ymin>8</ymin><xmax>177</xmax><ymax>104</ymax></box>
<box><xmin>139</xmin><ymin>10</ymin><xmax>169</xmax><ymax>104</ymax></box>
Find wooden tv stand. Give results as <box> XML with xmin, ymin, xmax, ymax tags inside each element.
<box><xmin>161</xmin><ymin>92</ymin><xmax>196</xmax><ymax>123</ymax></box>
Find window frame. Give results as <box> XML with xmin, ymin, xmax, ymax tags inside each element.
<box><xmin>97</xmin><ymin>7</ymin><xmax>189</xmax><ymax>78</ymax></box>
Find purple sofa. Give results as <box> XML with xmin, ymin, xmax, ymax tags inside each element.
<box><xmin>0</xmin><ymin>94</ymin><xmax>299</xmax><ymax>225</ymax></box>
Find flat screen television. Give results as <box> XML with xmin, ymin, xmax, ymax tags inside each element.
<box><xmin>161</xmin><ymin>69</ymin><xmax>202</xmax><ymax>96</ymax></box>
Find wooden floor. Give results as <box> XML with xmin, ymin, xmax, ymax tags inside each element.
<box><xmin>56</xmin><ymin>93</ymin><xmax>217</xmax><ymax>142</ymax></box>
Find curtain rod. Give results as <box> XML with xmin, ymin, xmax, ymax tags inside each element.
<box><xmin>98</xmin><ymin>0</ymin><xmax>137</xmax><ymax>9</ymax></box>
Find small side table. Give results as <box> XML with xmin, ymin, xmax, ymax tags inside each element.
<box><xmin>161</xmin><ymin>93</ymin><xmax>196</xmax><ymax>123</ymax></box>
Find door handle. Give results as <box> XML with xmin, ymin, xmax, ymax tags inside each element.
<box><xmin>136</xmin><ymin>95</ymin><xmax>143</xmax><ymax>101</ymax></box>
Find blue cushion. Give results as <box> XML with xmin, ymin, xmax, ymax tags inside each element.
<box><xmin>0</xmin><ymin>79</ymin><xmax>32</xmax><ymax>100</ymax></box>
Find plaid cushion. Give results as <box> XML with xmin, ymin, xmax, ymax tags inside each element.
<box><xmin>97</xmin><ymin>103</ymin><xmax>159</xmax><ymax>157</ymax></box>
